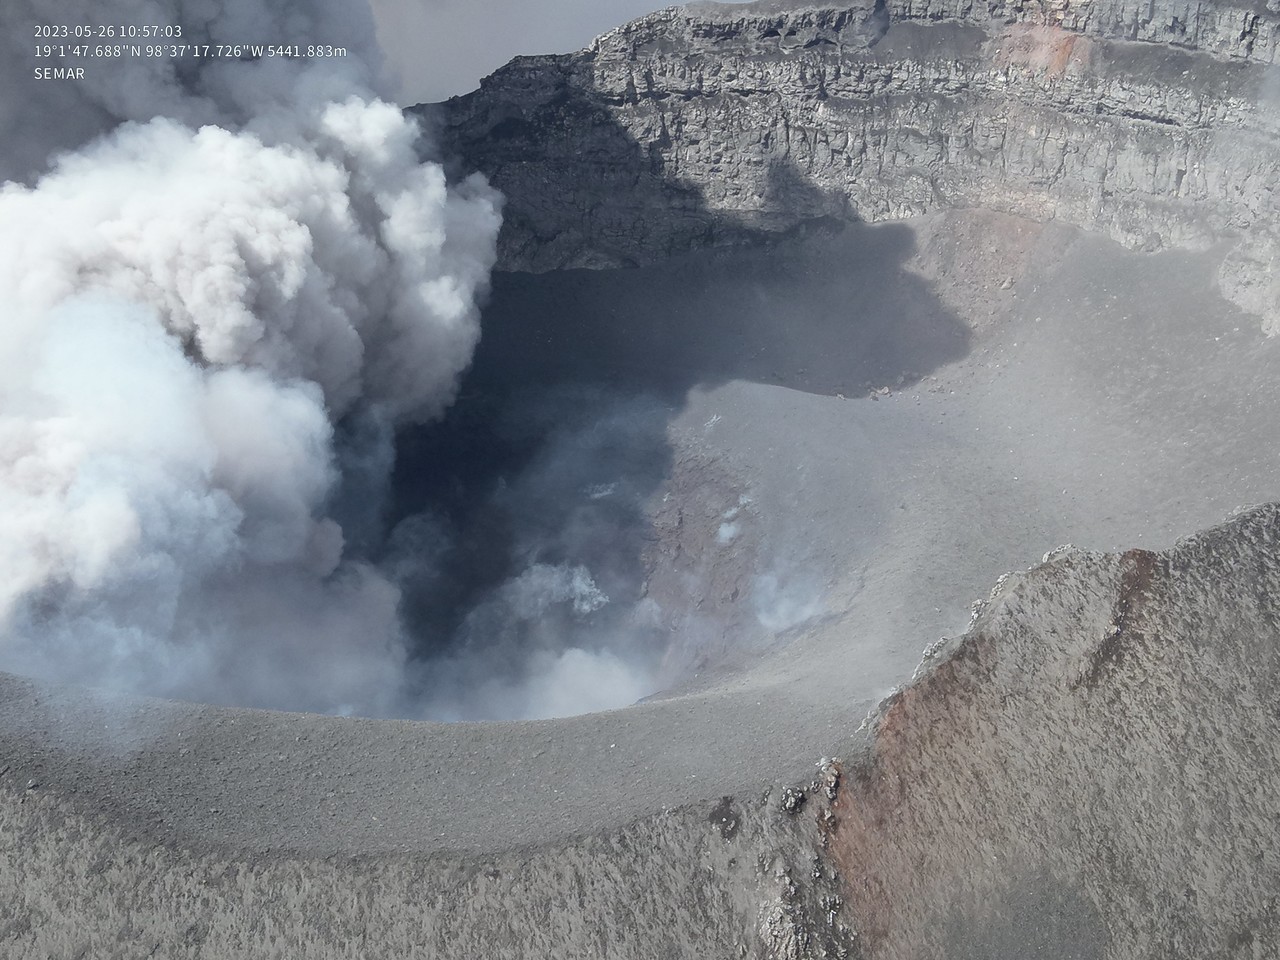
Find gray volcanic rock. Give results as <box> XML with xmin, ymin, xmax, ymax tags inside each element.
<box><xmin>5</xmin><ymin>506</ymin><xmax>1280</xmax><ymax>957</ymax></box>
<box><xmin>830</xmin><ymin>504</ymin><xmax>1280</xmax><ymax>958</ymax></box>
<box><xmin>428</xmin><ymin>0</ymin><xmax>1280</xmax><ymax>322</ymax></box>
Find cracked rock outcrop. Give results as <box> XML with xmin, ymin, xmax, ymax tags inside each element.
<box><xmin>428</xmin><ymin>0</ymin><xmax>1280</xmax><ymax>325</ymax></box>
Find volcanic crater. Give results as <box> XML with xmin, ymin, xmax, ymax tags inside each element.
<box><xmin>6</xmin><ymin>0</ymin><xmax>1280</xmax><ymax>957</ymax></box>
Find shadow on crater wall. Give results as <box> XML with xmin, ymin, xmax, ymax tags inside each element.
<box><xmin>388</xmin><ymin>210</ymin><xmax>970</xmax><ymax>709</ymax></box>
<box><xmin>393</xmin><ymin>72</ymin><xmax>973</xmax><ymax>713</ymax></box>
<box><xmin>423</xmin><ymin>55</ymin><xmax>720</xmax><ymax>270</ymax></box>
<box><xmin>471</xmin><ymin>220</ymin><xmax>967</xmax><ymax>398</ymax></box>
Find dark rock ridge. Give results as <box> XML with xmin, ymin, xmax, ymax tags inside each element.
<box><xmin>428</xmin><ymin>0</ymin><xmax>1280</xmax><ymax>326</ymax></box>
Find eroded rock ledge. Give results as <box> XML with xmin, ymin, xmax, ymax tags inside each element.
<box><xmin>427</xmin><ymin>0</ymin><xmax>1280</xmax><ymax>325</ymax></box>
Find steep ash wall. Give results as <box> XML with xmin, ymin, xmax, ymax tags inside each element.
<box><xmin>429</xmin><ymin>0</ymin><xmax>1280</xmax><ymax>323</ymax></box>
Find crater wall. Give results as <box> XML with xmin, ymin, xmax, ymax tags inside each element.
<box><xmin>830</xmin><ymin>504</ymin><xmax>1280</xmax><ymax>958</ymax></box>
<box><xmin>431</xmin><ymin>0</ymin><xmax>1280</xmax><ymax>323</ymax></box>
<box><xmin>5</xmin><ymin>507</ymin><xmax>1279</xmax><ymax>958</ymax></box>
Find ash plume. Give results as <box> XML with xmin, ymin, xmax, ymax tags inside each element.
<box><xmin>0</xmin><ymin>0</ymin><xmax>503</xmax><ymax>714</ymax></box>
<box><xmin>390</xmin><ymin>387</ymin><xmax>675</xmax><ymax>721</ymax></box>
<box><xmin>2</xmin><ymin>0</ymin><xmax>387</xmax><ymax>182</ymax></box>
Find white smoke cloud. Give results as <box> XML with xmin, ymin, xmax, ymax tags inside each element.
<box><xmin>413</xmin><ymin>561</ymin><xmax>658</xmax><ymax>722</ymax></box>
<box><xmin>472</xmin><ymin>646</ymin><xmax>655</xmax><ymax>721</ymax></box>
<box><xmin>0</xmin><ymin>0</ymin><xmax>502</xmax><ymax>714</ymax></box>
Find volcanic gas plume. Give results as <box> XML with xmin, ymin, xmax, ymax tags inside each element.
<box><xmin>0</xmin><ymin>0</ymin><xmax>509</xmax><ymax>716</ymax></box>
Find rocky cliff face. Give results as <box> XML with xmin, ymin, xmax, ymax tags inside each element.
<box><xmin>429</xmin><ymin>0</ymin><xmax>1280</xmax><ymax>323</ymax></box>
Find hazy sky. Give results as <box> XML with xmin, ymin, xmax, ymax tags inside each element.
<box><xmin>368</xmin><ymin>0</ymin><xmax>685</xmax><ymax>104</ymax></box>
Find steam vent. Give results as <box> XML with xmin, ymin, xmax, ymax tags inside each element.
<box><xmin>6</xmin><ymin>0</ymin><xmax>1280</xmax><ymax>956</ymax></box>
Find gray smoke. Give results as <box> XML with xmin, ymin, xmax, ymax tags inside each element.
<box><xmin>391</xmin><ymin>387</ymin><xmax>673</xmax><ymax>720</ymax></box>
<box><xmin>0</xmin><ymin>0</ymin><xmax>505</xmax><ymax>715</ymax></box>
<box><xmin>3</xmin><ymin>0</ymin><xmax>389</xmax><ymax>181</ymax></box>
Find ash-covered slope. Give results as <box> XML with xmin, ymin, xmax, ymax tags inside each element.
<box><xmin>829</xmin><ymin>503</ymin><xmax>1280</xmax><ymax>958</ymax></box>
<box><xmin>429</xmin><ymin>0</ymin><xmax>1280</xmax><ymax>323</ymax></box>
<box><xmin>5</xmin><ymin>507</ymin><xmax>1280</xmax><ymax>958</ymax></box>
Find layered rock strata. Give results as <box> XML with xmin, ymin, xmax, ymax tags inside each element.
<box><xmin>429</xmin><ymin>0</ymin><xmax>1280</xmax><ymax>323</ymax></box>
